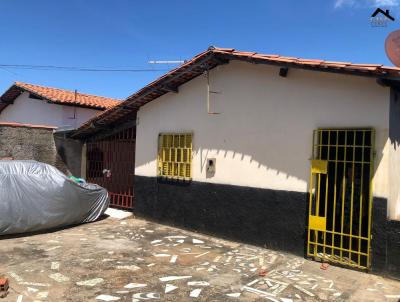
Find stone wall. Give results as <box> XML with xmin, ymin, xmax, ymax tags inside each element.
<box><xmin>0</xmin><ymin>123</ymin><xmax>72</xmax><ymax>175</ymax></box>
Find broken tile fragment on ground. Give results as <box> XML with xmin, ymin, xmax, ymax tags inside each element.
<box><xmin>0</xmin><ymin>216</ymin><xmax>399</xmax><ymax>301</ymax></box>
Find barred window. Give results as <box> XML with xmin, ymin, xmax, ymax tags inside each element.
<box><xmin>158</xmin><ymin>133</ymin><xmax>192</xmax><ymax>180</ymax></box>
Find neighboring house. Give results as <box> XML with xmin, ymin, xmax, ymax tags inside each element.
<box><xmin>0</xmin><ymin>82</ymin><xmax>120</xmax><ymax>130</ymax></box>
<box><xmin>73</xmin><ymin>46</ymin><xmax>400</xmax><ymax>278</ymax></box>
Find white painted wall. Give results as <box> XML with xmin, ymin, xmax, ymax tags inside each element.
<box><xmin>135</xmin><ymin>61</ymin><xmax>393</xmax><ymax>214</ymax></box>
<box><xmin>0</xmin><ymin>92</ymin><xmax>102</xmax><ymax>129</ymax></box>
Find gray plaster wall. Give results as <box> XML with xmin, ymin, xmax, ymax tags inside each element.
<box><xmin>54</xmin><ymin>133</ymin><xmax>83</xmax><ymax>177</ymax></box>
<box><xmin>0</xmin><ymin>125</ymin><xmax>81</xmax><ymax>176</ymax></box>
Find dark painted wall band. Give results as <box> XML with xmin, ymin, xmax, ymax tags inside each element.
<box><xmin>134</xmin><ymin>175</ymin><xmax>400</xmax><ymax>280</ymax></box>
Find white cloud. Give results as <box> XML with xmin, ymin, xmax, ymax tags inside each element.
<box><xmin>334</xmin><ymin>0</ymin><xmax>357</xmax><ymax>8</ymax></box>
<box><xmin>334</xmin><ymin>0</ymin><xmax>399</xmax><ymax>8</ymax></box>
<box><xmin>371</xmin><ymin>0</ymin><xmax>399</xmax><ymax>6</ymax></box>
<box><xmin>334</xmin><ymin>0</ymin><xmax>344</xmax><ymax>8</ymax></box>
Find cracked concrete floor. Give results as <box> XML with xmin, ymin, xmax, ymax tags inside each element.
<box><xmin>0</xmin><ymin>215</ymin><xmax>400</xmax><ymax>302</ymax></box>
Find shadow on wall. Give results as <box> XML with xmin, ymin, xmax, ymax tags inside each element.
<box><xmin>135</xmin><ymin>62</ymin><xmax>387</xmax><ymax>190</ymax></box>
<box><xmin>136</xmin><ymin>128</ymin><xmax>386</xmax><ymax>193</ymax></box>
<box><xmin>134</xmin><ymin>127</ymin><xmax>387</xmax><ymax>258</ymax></box>
<box><xmin>389</xmin><ymin>88</ymin><xmax>400</xmax><ymax>149</ymax></box>
<box><xmin>54</xmin><ymin>133</ymin><xmax>83</xmax><ymax>177</ymax></box>
<box><xmin>134</xmin><ymin>62</ymin><xmax>390</xmax><ymax>264</ymax></box>
<box><xmin>389</xmin><ymin>88</ymin><xmax>400</xmax><ymax>220</ymax></box>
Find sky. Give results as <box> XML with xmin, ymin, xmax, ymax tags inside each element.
<box><xmin>0</xmin><ymin>0</ymin><xmax>399</xmax><ymax>99</ymax></box>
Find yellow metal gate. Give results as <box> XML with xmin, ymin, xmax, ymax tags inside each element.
<box><xmin>307</xmin><ymin>129</ymin><xmax>374</xmax><ymax>269</ymax></box>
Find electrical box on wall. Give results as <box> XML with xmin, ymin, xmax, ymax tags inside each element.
<box><xmin>206</xmin><ymin>158</ymin><xmax>216</xmax><ymax>174</ymax></box>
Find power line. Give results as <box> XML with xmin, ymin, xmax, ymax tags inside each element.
<box><xmin>0</xmin><ymin>64</ymin><xmax>170</xmax><ymax>72</ymax></box>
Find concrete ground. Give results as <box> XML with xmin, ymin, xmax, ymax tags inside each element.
<box><xmin>1</xmin><ymin>215</ymin><xmax>399</xmax><ymax>302</ymax></box>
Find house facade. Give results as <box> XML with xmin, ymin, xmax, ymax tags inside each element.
<box><xmin>73</xmin><ymin>47</ymin><xmax>400</xmax><ymax>278</ymax></box>
<box><xmin>0</xmin><ymin>82</ymin><xmax>119</xmax><ymax>130</ymax></box>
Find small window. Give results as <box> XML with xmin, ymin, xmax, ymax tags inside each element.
<box><xmin>158</xmin><ymin>133</ymin><xmax>192</xmax><ymax>180</ymax></box>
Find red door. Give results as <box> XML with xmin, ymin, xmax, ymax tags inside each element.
<box><xmin>86</xmin><ymin>127</ymin><xmax>135</xmax><ymax>209</ymax></box>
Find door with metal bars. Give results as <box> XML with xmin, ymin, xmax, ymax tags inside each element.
<box><xmin>307</xmin><ymin>129</ymin><xmax>374</xmax><ymax>269</ymax></box>
<box><xmin>86</xmin><ymin>127</ymin><xmax>136</xmax><ymax>210</ymax></box>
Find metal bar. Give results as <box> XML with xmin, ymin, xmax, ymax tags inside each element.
<box><xmin>309</xmin><ymin>241</ymin><xmax>369</xmax><ymax>256</ymax></box>
<box><xmin>366</xmin><ymin>130</ymin><xmax>375</xmax><ymax>268</ymax></box>
<box><xmin>171</xmin><ymin>135</ymin><xmax>174</xmax><ymax>176</ymax></box>
<box><xmin>314</xmin><ymin>144</ymin><xmax>371</xmax><ymax>148</ymax></box>
<box><xmin>308</xmin><ymin>130</ymin><xmax>316</xmax><ymax>256</ymax></box>
<box><xmin>340</xmin><ymin>131</ymin><xmax>348</xmax><ymax>261</ymax></box>
<box><xmin>349</xmin><ymin>131</ymin><xmax>357</xmax><ymax>262</ymax></box>
<box><xmin>316</xmin><ymin>131</ymin><xmax>322</xmax><ymax>214</ymax></box>
<box><xmin>314</xmin><ymin>130</ymin><xmax>323</xmax><ymax>255</ymax></box>
<box><xmin>358</xmin><ymin>131</ymin><xmax>366</xmax><ymax>266</ymax></box>
<box><xmin>178</xmin><ymin>135</ymin><xmax>181</xmax><ymax>177</ymax></box>
<box><xmin>319</xmin><ymin>228</ymin><xmax>369</xmax><ymax>240</ymax></box>
<box><xmin>323</xmin><ymin>131</ymin><xmax>330</xmax><ymax>257</ymax></box>
<box><xmin>183</xmin><ymin>135</ymin><xmax>186</xmax><ymax>178</ymax></box>
<box><xmin>189</xmin><ymin>134</ymin><xmax>192</xmax><ymax>178</ymax></box>
<box><xmin>331</xmin><ymin>130</ymin><xmax>339</xmax><ymax>258</ymax></box>
<box><xmin>322</xmin><ymin>160</ymin><xmax>372</xmax><ymax>164</ymax></box>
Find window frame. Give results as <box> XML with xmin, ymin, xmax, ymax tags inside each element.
<box><xmin>157</xmin><ymin>132</ymin><xmax>193</xmax><ymax>181</ymax></box>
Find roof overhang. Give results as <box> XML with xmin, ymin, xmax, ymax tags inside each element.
<box><xmin>0</xmin><ymin>83</ymin><xmax>116</xmax><ymax>114</ymax></box>
<box><xmin>71</xmin><ymin>46</ymin><xmax>400</xmax><ymax>139</ymax></box>
<box><xmin>0</xmin><ymin>84</ymin><xmax>24</xmax><ymax>113</ymax></box>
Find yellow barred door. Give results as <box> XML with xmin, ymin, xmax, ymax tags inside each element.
<box><xmin>307</xmin><ymin>129</ymin><xmax>375</xmax><ymax>269</ymax></box>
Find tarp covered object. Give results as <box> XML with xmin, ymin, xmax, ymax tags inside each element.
<box><xmin>0</xmin><ymin>160</ymin><xmax>109</xmax><ymax>235</ymax></box>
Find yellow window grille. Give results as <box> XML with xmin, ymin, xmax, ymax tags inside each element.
<box><xmin>158</xmin><ymin>133</ymin><xmax>192</xmax><ymax>180</ymax></box>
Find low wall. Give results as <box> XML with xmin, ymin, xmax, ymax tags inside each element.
<box><xmin>0</xmin><ymin>122</ymin><xmax>81</xmax><ymax>175</ymax></box>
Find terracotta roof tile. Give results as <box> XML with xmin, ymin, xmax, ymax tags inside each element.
<box><xmin>213</xmin><ymin>47</ymin><xmax>400</xmax><ymax>75</ymax></box>
<box><xmin>323</xmin><ymin>60</ymin><xmax>352</xmax><ymax>65</ymax></box>
<box><xmin>2</xmin><ymin>82</ymin><xmax>120</xmax><ymax>110</ymax></box>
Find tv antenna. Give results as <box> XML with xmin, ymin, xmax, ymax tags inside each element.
<box><xmin>148</xmin><ymin>60</ymin><xmax>185</xmax><ymax>64</ymax></box>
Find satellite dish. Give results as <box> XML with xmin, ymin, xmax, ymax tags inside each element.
<box><xmin>385</xmin><ymin>30</ymin><xmax>400</xmax><ymax>67</ymax></box>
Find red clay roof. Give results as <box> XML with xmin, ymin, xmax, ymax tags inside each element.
<box><xmin>211</xmin><ymin>47</ymin><xmax>400</xmax><ymax>74</ymax></box>
<box><xmin>72</xmin><ymin>46</ymin><xmax>400</xmax><ymax>138</ymax></box>
<box><xmin>0</xmin><ymin>122</ymin><xmax>57</xmax><ymax>130</ymax></box>
<box><xmin>0</xmin><ymin>82</ymin><xmax>120</xmax><ymax>111</ymax></box>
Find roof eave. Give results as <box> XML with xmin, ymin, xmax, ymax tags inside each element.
<box><xmin>71</xmin><ymin>48</ymin><xmax>400</xmax><ymax>138</ymax></box>
<box><xmin>214</xmin><ymin>52</ymin><xmax>400</xmax><ymax>79</ymax></box>
<box><xmin>0</xmin><ymin>83</ymin><xmax>112</xmax><ymax>112</ymax></box>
